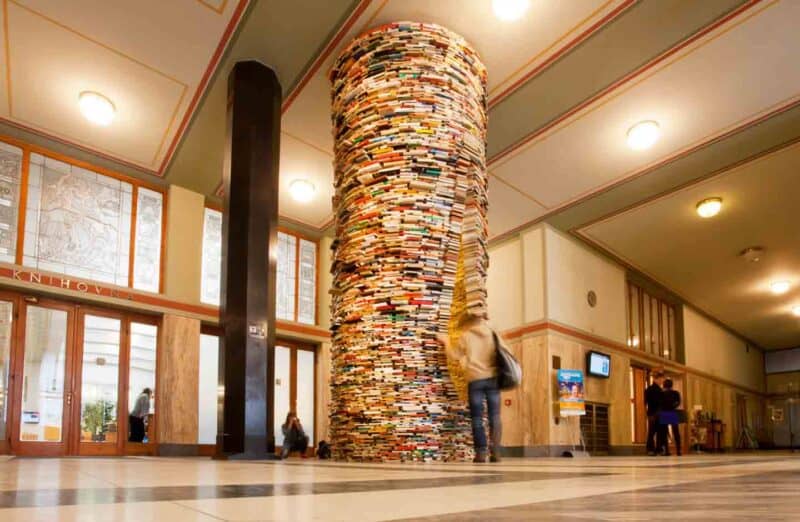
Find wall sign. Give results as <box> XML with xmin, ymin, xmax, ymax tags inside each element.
<box><xmin>557</xmin><ymin>369</ymin><xmax>586</xmax><ymax>417</ymax></box>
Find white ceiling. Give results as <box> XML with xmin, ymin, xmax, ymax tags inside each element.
<box><xmin>579</xmin><ymin>141</ymin><xmax>800</xmax><ymax>350</ymax></box>
<box><xmin>0</xmin><ymin>0</ymin><xmax>243</xmax><ymax>173</ymax></box>
<box><xmin>489</xmin><ymin>0</ymin><xmax>800</xmax><ymax>238</ymax></box>
<box><xmin>270</xmin><ymin>0</ymin><xmax>800</xmax><ymax>234</ymax></box>
<box><xmin>279</xmin><ymin>0</ymin><xmax>630</xmax><ymax>229</ymax></box>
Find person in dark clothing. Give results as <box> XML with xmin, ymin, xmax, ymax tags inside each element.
<box><xmin>280</xmin><ymin>412</ymin><xmax>309</xmax><ymax>459</ymax></box>
<box><xmin>658</xmin><ymin>379</ymin><xmax>682</xmax><ymax>456</ymax></box>
<box><xmin>644</xmin><ymin>372</ymin><xmax>664</xmax><ymax>456</ymax></box>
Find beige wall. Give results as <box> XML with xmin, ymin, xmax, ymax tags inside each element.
<box><xmin>163</xmin><ymin>185</ymin><xmax>205</xmax><ymax>303</ymax></box>
<box><xmin>521</xmin><ymin>227</ymin><xmax>545</xmax><ymax>323</ymax></box>
<box><xmin>544</xmin><ymin>227</ymin><xmax>627</xmax><ymax>344</ymax></box>
<box><xmin>487</xmin><ymin>236</ymin><xmax>524</xmax><ymax>332</ymax></box>
<box><xmin>683</xmin><ymin>307</ymin><xmax>765</xmax><ymax>392</ymax></box>
<box><xmin>318</xmin><ymin>236</ymin><xmax>333</xmax><ymax>330</ymax></box>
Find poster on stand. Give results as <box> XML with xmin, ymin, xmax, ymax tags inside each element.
<box><xmin>558</xmin><ymin>369</ymin><xmax>585</xmax><ymax>417</ymax></box>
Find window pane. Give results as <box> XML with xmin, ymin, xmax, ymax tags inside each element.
<box><xmin>23</xmin><ymin>154</ymin><xmax>132</xmax><ymax>286</ymax></box>
<box><xmin>80</xmin><ymin>315</ymin><xmax>121</xmax><ymax>443</ymax></box>
<box><xmin>296</xmin><ymin>349</ymin><xmax>315</xmax><ymax>446</ymax></box>
<box><xmin>201</xmin><ymin>208</ymin><xmax>222</xmax><ymax>305</ymax></box>
<box><xmin>297</xmin><ymin>239</ymin><xmax>316</xmax><ymax>325</ymax></box>
<box><xmin>0</xmin><ymin>141</ymin><xmax>23</xmax><ymax>263</ymax></box>
<box><xmin>276</xmin><ymin>232</ymin><xmax>296</xmax><ymax>321</ymax></box>
<box><xmin>628</xmin><ymin>284</ymin><xmax>640</xmax><ymax>350</ymax></box>
<box><xmin>132</xmin><ymin>188</ymin><xmax>163</xmax><ymax>292</ymax></box>
<box><xmin>128</xmin><ymin>322</ymin><xmax>157</xmax><ymax>443</ymax></box>
<box><xmin>198</xmin><ymin>334</ymin><xmax>220</xmax><ymax>445</ymax></box>
<box><xmin>0</xmin><ymin>300</ymin><xmax>12</xmax><ymax>440</ymax></box>
<box><xmin>19</xmin><ymin>306</ymin><xmax>68</xmax><ymax>442</ymax></box>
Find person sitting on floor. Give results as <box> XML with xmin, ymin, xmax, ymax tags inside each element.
<box><xmin>281</xmin><ymin>411</ymin><xmax>309</xmax><ymax>459</ymax></box>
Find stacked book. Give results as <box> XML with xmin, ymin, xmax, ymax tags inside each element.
<box><xmin>329</xmin><ymin>22</ymin><xmax>488</xmax><ymax>462</ymax></box>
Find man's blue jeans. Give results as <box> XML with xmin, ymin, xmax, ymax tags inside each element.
<box><xmin>468</xmin><ymin>377</ymin><xmax>502</xmax><ymax>452</ymax></box>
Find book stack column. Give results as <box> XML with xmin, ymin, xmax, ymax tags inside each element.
<box><xmin>329</xmin><ymin>22</ymin><xmax>488</xmax><ymax>461</ymax></box>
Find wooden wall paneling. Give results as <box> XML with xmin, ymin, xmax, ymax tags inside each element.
<box><xmin>157</xmin><ymin>314</ymin><xmax>200</xmax><ymax>444</ymax></box>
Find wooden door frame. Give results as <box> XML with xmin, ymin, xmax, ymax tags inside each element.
<box><xmin>631</xmin><ymin>365</ymin><xmax>648</xmax><ymax>445</ymax></box>
<box><xmin>124</xmin><ymin>313</ymin><xmax>161</xmax><ymax>456</ymax></box>
<box><xmin>9</xmin><ymin>297</ymin><xmax>78</xmax><ymax>456</ymax></box>
<box><xmin>72</xmin><ymin>305</ymin><xmax>126</xmax><ymax>456</ymax></box>
<box><xmin>275</xmin><ymin>337</ymin><xmax>317</xmax><ymax>455</ymax></box>
<box><xmin>0</xmin><ymin>290</ymin><xmax>20</xmax><ymax>455</ymax></box>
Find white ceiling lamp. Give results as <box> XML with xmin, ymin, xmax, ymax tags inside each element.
<box><xmin>626</xmin><ymin>120</ymin><xmax>660</xmax><ymax>150</ymax></box>
<box><xmin>289</xmin><ymin>179</ymin><xmax>315</xmax><ymax>203</ymax></box>
<box><xmin>79</xmin><ymin>91</ymin><xmax>115</xmax><ymax>126</ymax></box>
<box><xmin>792</xmin><ymin>305</ymin><xmax>800</xmax><ymax>317</ymax></box>
<box><xmin>696</xmin><ymin>197</ymin><xmax>723</xmax><ymax>218</ymax></box>
<box><xmin>492</xmin><ymin>0</ymin><xmax>529</xmax><ymax>21</ymax></box>
<box><xmin>771</xmin><ymin>280</ymin><xmax>791</xmax><ymax>295</ymax></box>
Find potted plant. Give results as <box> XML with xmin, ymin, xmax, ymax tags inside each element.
<box><xmin>82</xmin><ymin>400</ymin><xmax>115</xmax><ymax>442</ymax></box>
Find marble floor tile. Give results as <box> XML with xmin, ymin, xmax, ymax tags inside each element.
<box><xmin>0</xmin><ymin>454</ymin><xmax>797</xmax><ymax>521</ymax></box>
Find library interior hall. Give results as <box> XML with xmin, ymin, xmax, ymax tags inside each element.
<box><xmin>0</xmin><ymin>0</ymin><xmax>799</xmax><ymax>520</ymax></box>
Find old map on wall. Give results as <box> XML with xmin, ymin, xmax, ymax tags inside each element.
<box><xmin>23</xmin><ymin>154</ymin><xmax>132</xmax><ymax>287</ymax></box>
<box><xmin>0</xmin><ymin>143</ymin><xmax>23</xmax><ymax>264</ymax></box>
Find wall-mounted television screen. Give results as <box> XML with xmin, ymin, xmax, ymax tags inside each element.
<box><xmin>586</xmin><ymin>351</ymin><xmax>611</xmax><ymax>378</ymax></box>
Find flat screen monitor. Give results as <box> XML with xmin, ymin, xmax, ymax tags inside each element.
<box><xmin>587</xmin><ymin>351</ymin><xmax>611</xmax><ymax>378</ymax></box>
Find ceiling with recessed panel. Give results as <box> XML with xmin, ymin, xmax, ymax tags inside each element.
<box><xmin>4</xmin><ymin>0</ymin><xmax>800</xmax><ymax>347</ymax></box>
<box><xmin>578</xmin><ymin>141</ymin><xmax>800</xmax><ymax>350</ymax></box>
<box><xmin>0</xmin><ymin>0</ymin><xmax>246</xmax><ymax>173</ymax></box>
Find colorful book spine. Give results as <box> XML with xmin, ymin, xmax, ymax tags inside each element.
<box><xmin>329</xmin><ymin>22</ymin><xmax>488</xmax><ymax>462</ymax></box>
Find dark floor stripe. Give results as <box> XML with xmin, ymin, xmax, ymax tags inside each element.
<box><xmin>0</xmin><ymin>470</ymin><xmax>605</xmax><ymax>509</ymax></box>
<box><xmin>393</xmin><ymin>468</ymin><xmax>800</xmax><ymax>521</ymax></box>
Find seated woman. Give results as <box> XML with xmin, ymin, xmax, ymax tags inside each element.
<box><xmin>280</xmin><ymin>412</ymin><xmax>309</xmax><ymax>459</ymax></box>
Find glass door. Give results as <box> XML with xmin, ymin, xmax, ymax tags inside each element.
<box><xmin>125</xmin><ymin>319</ymin><xmax>158</xmax><ymax>455</ymax></box>
<box><xmin>0</xmin><ymin>294</ymin><xmax>17</xmax><ymax>454</ymax></box>
<box><xmin>75</xmin><ymin>310</ymin><xmax>124</xmax><ymax>456</ymax></box>
<box><xmin>273</xmin><ymin>341</ymin><xmax>316</xmax><ymax>455</ymax></box>
<box><xmin>11</xmin><ymin>300</ymin><xmax>76</xmax><ymax>456</ymax></box>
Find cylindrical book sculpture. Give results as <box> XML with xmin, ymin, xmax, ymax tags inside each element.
<box><xmin>329</xmin><ymin>22</ymin><xmax>488</xmax><ymax>461</ymax></box>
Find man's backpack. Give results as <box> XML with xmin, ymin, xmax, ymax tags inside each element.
<box><xmin>317</xmin><ymin>440</ymin><xmax>332</xmax><ymax>459</ymax></box>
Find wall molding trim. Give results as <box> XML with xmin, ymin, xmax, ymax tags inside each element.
<box><xmin>501</xmin><ymin>320</ymin><xmax>765</xmax><ymax>397</ymax></box>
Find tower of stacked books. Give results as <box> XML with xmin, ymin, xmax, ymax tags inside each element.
<box><xmin>329</xmin><ymin>22</ymin><xmax>488</xmax><ymax>461</ymax></box>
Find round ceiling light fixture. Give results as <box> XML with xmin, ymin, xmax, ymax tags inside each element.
<box><xmin>492</xmin><ymin>0</ymin><xmax>530</xmax><ymax>21</ymax></box>
<box><xmin>696</xmin><ymin>197</ymin><xmax>723</xmax><ymax>218</ymax></box>
<box><xmin>792</xmin><ymin>305</ymin><xmax>800</xmax><ymax>317</ymax></box>
<box><xmin>626</xmin><ymin>120</ymin><xmax>660</xmax><ymax>150</ymax></box>
<box><xmin>79</xmin><ymin>91</ymin><xmax>115</xmax><ymax>126</ymax></box>
<box><xmin>289</xmin><ymin>179</ymin><xmax>315</xmax><ymax>203</ymax></box>
<box><xmin>771</xmin><ymin>280</ymin><xmax>791</xmax><ymax>295</ymax></box>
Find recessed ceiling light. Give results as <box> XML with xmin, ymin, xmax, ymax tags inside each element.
<box><xmin>771</xmin><ymin>280</ymin><xmax>791</xmax><ymax>295</ymax></box>
<box><xmin>626</xmin><ymin>120</ymin><xmax>660</xmax><ymax>150</ymax></box>
<box><xmin>289</xmin><ymin>179</ymin><xmax>315</xmax><ymax>203</ymax></box>
<box><xmin>696</xmin><ymin>197</ymin><xmax>723</xmax><ymax>218</ymax></box>
<box><xmin>492</xmin><ymin>0</ymin><xmax>529</xmax><ymax>21</ymax></box>
<box><xmin>79</xmin><ymin>91</ymin><xmax>115</xmax><ymax>126</ymax></box>
<box><xmin>792</xmin><ymin>305</ymin><xmax>800</xmax><ymax>317</ymax></box>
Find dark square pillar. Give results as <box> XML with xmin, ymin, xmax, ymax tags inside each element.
<box><xmin>218</xmin><ymin>61</ymin><xmax>281</xmax><ymax>459</ymax></box>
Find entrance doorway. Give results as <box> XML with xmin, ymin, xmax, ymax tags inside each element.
<box><xmin>0</xmin><ymin>291</ymin><xmax>160</xmax><ymax>456</ymax></box>
<box><xmin>274</xmin><ymin>341</ymin><xmax>316</xmax><ymax>454</ymax></box>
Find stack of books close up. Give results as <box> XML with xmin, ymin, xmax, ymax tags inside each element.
<box><xmin>329</xmin><ymin>22</ymin><xmax>489</xmax><ymax>462</ymax></box>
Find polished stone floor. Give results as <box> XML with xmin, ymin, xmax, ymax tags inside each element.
<box><xmin>0</xmin><ymin>453</ymin><xmax>797</xmax><ymax>521</ymax></box>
